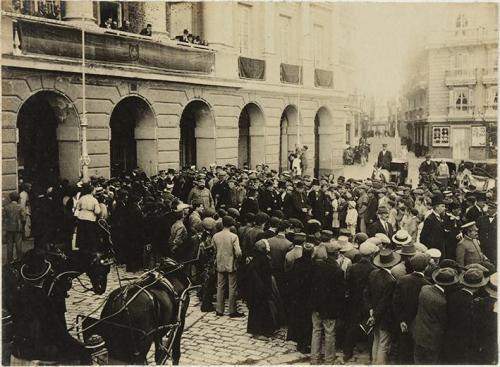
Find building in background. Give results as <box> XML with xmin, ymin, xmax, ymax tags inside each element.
<box><xmin>1</xmin><ymin>1</ymin><xmax>357</xmax><ymax>195</ymax></box>
<box><xmin>402</xmin><ymin>3</ymin><xmax>498</xmax><ymax>159</ymax></box>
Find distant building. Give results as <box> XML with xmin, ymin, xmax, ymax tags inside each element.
<box><xmin>402</xmin><ymin>3</ymin><xmax>498</xmax><ymax>160</ymax></box>
<box><xmin>1</xmin><ymin>1</ymin><xmax>356</xmax><ymax>195</ymax></box>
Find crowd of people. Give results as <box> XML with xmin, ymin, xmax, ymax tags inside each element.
<box><xmin>4</xmin><ymin>148</ymin><xmax>498</xmax><ymax>364</ymax></box>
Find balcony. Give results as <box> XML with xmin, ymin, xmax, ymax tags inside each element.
<box><xmin>280</xmin><ymin>63</ymin><xmax>302</xmax><ymax>84</ymax></box>
<box><xmin>447</xmin><ymin>105</ymin><xmax>475</xmax><ymax>121</ymax></box>
<box><xmin>3</xmin><ymin>12</ymin><xmax>216</xmax><ymax>75</ymax></box>
<box><xmin>445</xmin><ymin>69</ymin><xmax>477</xmax><ymax>86</ymax></box>
<box><xmin>314</xmin><ymin>68</ymin><xmax>333</xmax><ymax>88</ymax></box>
<box><xmin>482</xmin><ymin>67</ymin><xmax>498</xmax><ymax>85</ymax></box>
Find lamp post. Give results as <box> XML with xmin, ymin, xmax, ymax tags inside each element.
<box><xmin>80</xmin><ymin>2</ymin><xmax>90</xmax><ymax>182</ymax></box>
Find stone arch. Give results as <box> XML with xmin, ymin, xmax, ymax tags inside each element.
<box><xmin>16</xmin><ymin>90</ymin><xmax>80</xmax><ymax>192</ymax></box>
<box><xmin>179</xmin><ymin>99</ymin><xmax>215</xmax><ymax>169</ymax></box>
<box><xmin>109</xmin><ymin>95</ymin><xmax>158</xmax><ymax>176</ymax></box>
<box><xmin>314</xmin><ymin>106</ymin><xmax>334</xmax><ymax>176</ymax></box>
<box><xmin>237</xmin><ymin>102</ymin><xmax>266</xmax><ymax>169</ymax></box>
<box><xmin>279</xmin><ymin>104</ymin><xmax>300</xmax><ymax>172</ymax></box>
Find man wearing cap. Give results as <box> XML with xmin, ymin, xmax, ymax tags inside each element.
<box><xmin>456</xmin><ymin>221</ymin><xmax>487</xmax><ymax>267</ymax></box>
<box><xmin>309</xmin><ymin>243</ymin><xmax>346</xmax><ymax>364</ymax></box>
<box><xmin>377</xmin><ymin>143</ymin><xmax>392</xmax><ymax>170</ymax></box>
<box><xmin>244</xmin><ymin>212</ymin><xmax>269</xmax><ymax>256</ymax></box>
<box><xmin>256</xmin><ymin>216</ymin><xmax>280</xmax><ymax>242</ymax></box>
<box><xmin>442</xmin><ymin>268</ymin><xmax>489</xmax><ymax>363</ymax></box>
<box><xmin>414</xmin><ymin>267</ymin><xmax>459</xmax><ymax>364</ymax></box>
<box><xmin>463</xmin><ymin>193</ymin><xmax>482</xmax><ymax>223</ymax></box>
<box><xmin>285</xmin><ymin>233</ymin><xmax>306</xmax><ymax>272</ymax></box>
<box><xmin>169</xmin><ymin>203</ymin><xmax>190</xmax><ymax>261</ymax></box>
<box><xmin>392</xmin><ymin>253</ymin><xmax>431</xmax><ymax>363</ymax></box>
<box><xmin>356</xmin><ymin>185</ymin><xmax>369</xmax><ymax>233</ymax></box>
<box><xmin>267</xmin><ymin>221</ymin><xmax>293</xmax><ymax>302</ymax></box>
<box><xmin>420</xmin><ymin>194</ymin><xmax>446</xmax><ymax>255</ymax></box>
<box><xmin>213</xmin><ymin>216</ymin><xmax>244</xmax><ymax>318</ymax></box>
<box><xmin>364</xmin><ymin>248</ymin><xmax>401</xmax><ymax>364</ymax></box>
<box><xmin>476</xmin><ymin>201</ymin><xmax>497</xmax><ymax>263</ymax></box>
<box><xmin>368</xmin><ymin>206</ymin><xmax>394</xmax><ymax>239</ymax></box>
<box><xmin>343</xmin><ymin>241</ymin><xmax>377</xmax><ymax>362</ymax></box>
<box><xmin>187</xmin><ymin>178</ymin><xmax>214</xmax><ymax>209</ymax></box>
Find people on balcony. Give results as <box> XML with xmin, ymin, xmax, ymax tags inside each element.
<box><xmin>176</xmin><ymin>28</ymin><xmax>209</xmax><ymax>46</ymax></box>
<box><xmin>140</xmin><ymin>23</ymin><xmax>152</xmax><ymax>37</ymax></box>
<box><xmin>119</xmin><ymin>20</ymin><xmax>131</xmax><ymax>32</ymax></box>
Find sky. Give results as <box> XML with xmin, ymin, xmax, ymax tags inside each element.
<box><xmin>349</xmin><ymin>3</ymin><xmax>435</xmax><ymax>100</ymax></box>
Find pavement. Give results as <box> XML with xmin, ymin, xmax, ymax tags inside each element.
<box><xmin>64</xmin><ymin>265</ymin><xmax>371</xmax><ymax>365</ymax></box>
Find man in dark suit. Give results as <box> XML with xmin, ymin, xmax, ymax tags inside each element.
<box><xmin>289</xmin><ymin>181</ymin><xmax>311</xmax><ymax>224</ymax></box>
<box><xmin>343</xmin><ymin>242</ymin><xmax>377</xmax><ymax>362</ymax></box>
<box><xmin>310</xmin><ymin>244</ymin><xmax>346</xmax><ymax>364</ymax></box>
<box><xmin>377</xmin><ymin>143</ymin><xmax>392</xmax><ymax>170</ymax></box>
<box><xmin>420</xmin><ymin>194</ymin><xmax>446</xmax><ymax>255</ymax></box>
<box><xmin>443</xmin><ymin>202</ymin><xmax>462</xmax><ymax>260</ymax></box>
<box><xmin>364</xmin><ymin>248</ymin><xmax>401</xmax><ymax>364</ymax></box>
<box><xmin>255</xmin><ymin>216</ymin><xmax>280</xmax><ymax>242</ymax></box>
<box><xmin>212</xmin><ymin>171</ymin><xmax>232</xmax><ymax>209</ymax></box>
<box><xmin>267</xmin><ymin>221</ymin><xmax>293</xmax><ymax>303</ymax></box>
<box><xmin>442</xmin><ymin>268</ymin><xmax>487</xmax><ymax>364</ymax></box>
<box><xmin>392</xmin><ymin>253</ymin><xmax>431</xmax><ymax>363</ymax></box>
<box><xmin>463</xmin><ymin>194</ymin><xmax>482</xmax><ymax>223</ymax></box>
<box><xmin>258</xmin><ymin>180</ymin><xmax>281</xmax><ymax>215</ymax></box>
<box><xmin>414</xmin><ymin>267</ymin><xmax>459</xmax><ymax>364</ymax></box>
<box><xmin>368</xmin><ymin>206</ymin><xmax>394</xmax><ymax>239</ymax></box>
<box><xmin>366</xmin><ymin>189</ymin><xmax>380</xmax><ymax>227</ymax></box>
<box><xmin>308</xmin><ymin>179</ymin><xmax>327</xmax><ymax>224</ymax></box>
<box><xmin>476</xmin><ymin>201</ymin><xmax>497</xmax><ymax>263</ymax></box>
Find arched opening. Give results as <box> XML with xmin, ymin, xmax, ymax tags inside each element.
<box><xmin>279</xmin><ymin>105</ymin><xmax>299</xmax><ymax>172</ymax></box>
<box><xmin>17</xmin><ymin>91</ymin><xmax>80</xmax><ymax>192</ymax></box>
<box><xmin>110</xmin><ymin>96</ymin><xmax>157</xmax><ymax>177</ymax></box>
<box><xmin>179</xmin><ymin>100</ymin><xmax>215</xmax><ymax>169</ymax></box>
<box><xmin>314</xmin><ymin>114</ymin><xmax>320</xmax><ymax>178</ymax></box>
<box><xmin>238</xmin><ymin>103</ymin><xmax>265</xmax><ymax>169</ymax></box>
<box><xmin>314</xmin><ymin>107</ymin><xmax>334</xmax><ymax>176</ymax></box>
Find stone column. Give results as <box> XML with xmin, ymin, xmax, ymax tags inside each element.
<box><xmin>63</xmin><ymin>1</ymin><xmax>96</xmax><ymax>26</ymax></box>
<box><xmin>141</xmin><ymin>2</ymin><xmax>169</xmax><ymax>41</ymax></box>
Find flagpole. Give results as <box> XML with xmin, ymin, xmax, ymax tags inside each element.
<box><xmin>81</xmin><ymin>1</ymin><xmax>89</xmax><ymax>182</ymax></box>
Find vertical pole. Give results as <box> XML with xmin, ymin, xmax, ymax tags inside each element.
<box><xmin>81</xmin><ymin>1</ymin><xmax>90</xmax><ymax>182</ymax></box>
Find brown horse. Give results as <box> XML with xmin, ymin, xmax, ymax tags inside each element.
<box><xmin>81</xmin><ymin>258</ymin><xmax>195</xmax><ymax>365</ymax></box>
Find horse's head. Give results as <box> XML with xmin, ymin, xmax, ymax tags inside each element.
<box><xmin>85</xmin><ymin>252</ymin><xmax>113</xmax><ymax>295</ymax></box>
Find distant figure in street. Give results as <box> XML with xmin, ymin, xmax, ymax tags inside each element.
<box><xmin>140</xmin><ymin>23</ymin><xmax>152</xmax><ymax>36</ymax></box>
<box><xmin>300</xmin><ymin>146</ymin><xmax>309</xmax><ymax>176</ymax></box>
<box><xmin>377</xmin><ymin>143</ymin><xmax>392</xmax><ymax>170</ymax></box>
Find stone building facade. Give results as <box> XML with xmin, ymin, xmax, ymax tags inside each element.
<box><xmin>402</xmin><ymin>3</ymin><xmax>498</xmax><ymax>160</ymax></box>
<box><xmin>1</xmin><ymin>1</ymin><xmax>355</xmax><ymax>195</ymax></box>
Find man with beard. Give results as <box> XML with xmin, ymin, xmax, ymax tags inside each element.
<box><xmin>476</xmin><ymin>201</ymin><xmax>497</xmax><ymax>263</ymax></box>
<box><xmin>456</xmin><ymin>222</ymin><xmax>487</xmax><ymax>267</ymax></box>
<box><xmin>187</xmin><ymin>177</ymin><xmax>214</xmax><ymax>209</ymax></box>
<box><xmin>308</xmin><ymin>179</ymin><xmax>328</xmax><ymax>225</ymax></box>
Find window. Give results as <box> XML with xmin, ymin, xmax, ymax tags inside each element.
<box><xmin>313</xmin><ymin>24</ymin><xmax>324</xmax><ymax>67</ymax></box>
<box><xmin>14</xmin><ymin>0</ymin><xmax>62</xmax><ymax>19</ymax></box>
<box><xmin>238</xmin><ymin>4</ymin><xmax>252</xmax><ymax>56</ymax></box>
<box><xmin>455</xmin><ymin>92</ymin><xmax>468</xmax><ymax>110</ymax></box>
<box><xmin>279</xmin><ymin>15</ymin><xmax>292</xmax><ymax>63</ymax></box>
<box><xmin>455</xmin><ymin>14</ymin><xmax>468</xmax><ymax>36</ymax></box>
<box><xmin>453</xmin><ymin>52</ymin><xmax>469</xmax><ymax>73</ymax></box>
<box><xmin>98</xmin><ymin>1</ymin><xmax>122</xmax><ymax>29</ymax></box>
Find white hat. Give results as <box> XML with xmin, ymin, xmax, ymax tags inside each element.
<box><xmin>175</xmin><ymin>203</ymin><xmax>191</xmax><ymax>212</ymax></box>
<box><xmin>375</xmin><ymin>233</ymin><xmax>391</xmax><ymax>244</ymax></box>
<box><xmin>426</xmin><ymin>248</ymin><xmax>442</xmax><ymax>259</ymax></box>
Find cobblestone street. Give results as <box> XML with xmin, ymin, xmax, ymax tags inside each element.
<box><xmin>65</xmin><ymin>266</ymin><xmax>371</xmax><ymax>365</ymax></box>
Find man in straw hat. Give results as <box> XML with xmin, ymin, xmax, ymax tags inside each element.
<box><xmin>391</xmin><ymin>230</ymin><xmax>416</xmax><ymax>279</ymax></box>
<box><xmin>414</xmin><ymin>267</ymin><xmax>459</xmax><ymax>364</ymax></box>
<box><xmin>364</xmin><ymin>248</ymin><xmax>401</xmax><ymax>364</ymax></box>
<box><xmin>456</xmin><ymin>221</ymin><xmax>487</xmax><ymax>267</ymax></box>
<box><xmin>392</xmin><ymin>253</ymin><xmax>431</xmax><ymax>363</ymax></box>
